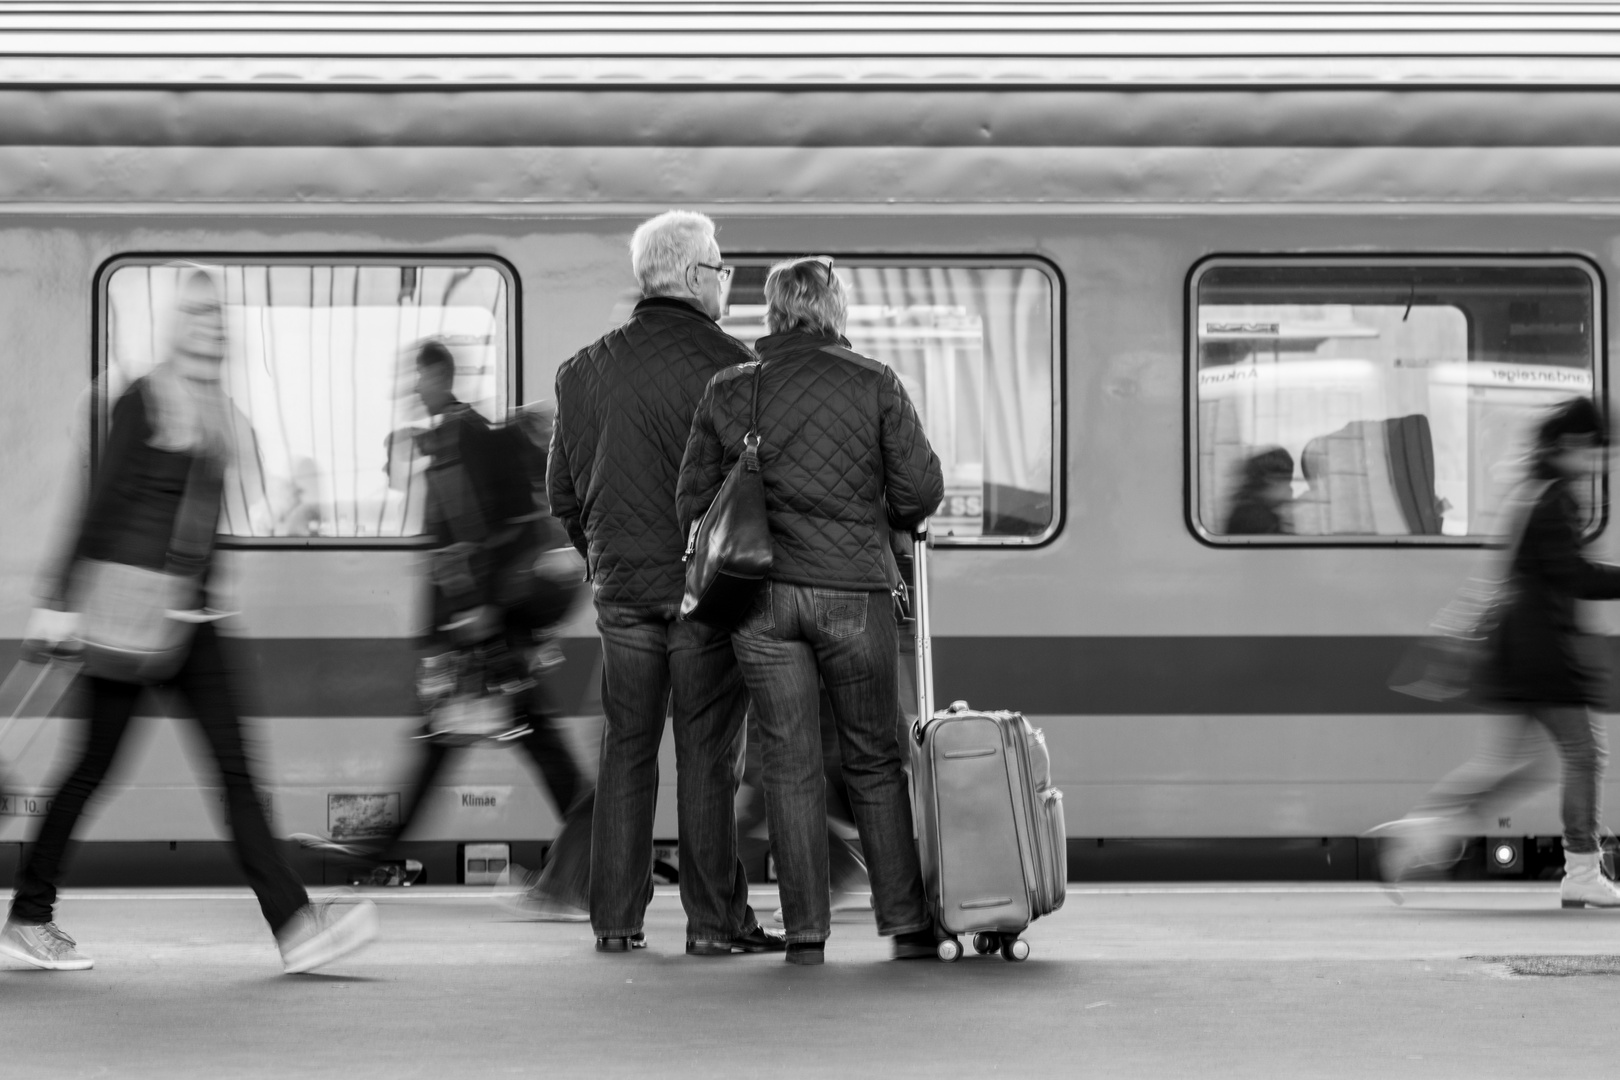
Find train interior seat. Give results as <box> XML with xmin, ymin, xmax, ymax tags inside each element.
<box><xmin>1297</xmin><ymin>414</ymin><xmax>1443</xmax><ymax>536</ymax></box>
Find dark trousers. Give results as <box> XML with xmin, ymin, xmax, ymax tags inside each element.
<box><xmin>10</xmin><ymin>622</ymin><xmax>309</xmax><ymax>934</ymax></box>
<box><xmin>383</xmin><ymin>692</ymin><xmax>594</xmax><ymax>908</ymax></box>
<box><xmin>591</xmin><ymin>601</ymin><xmax>753</xmax><ymax>942</ymax></box>
<box><xmin>731</xmin><ymin>582</ymin><xmax>929</xmax><ymax>944</ymax></box>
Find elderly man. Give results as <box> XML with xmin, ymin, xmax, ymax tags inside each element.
<box><xmin>548</xmin><ymin>210</ymin><xmax>782</xmax><ymax>955</ymax></box>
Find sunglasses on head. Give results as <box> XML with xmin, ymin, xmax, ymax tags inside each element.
<box><xmin>796</xmin><ymin>256</ymin><xmax>835</xmax><ymax>284</ymax></box>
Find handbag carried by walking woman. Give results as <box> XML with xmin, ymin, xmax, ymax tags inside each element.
<box><xmin>680</xmin><ymin>361</ymin><xmax>773</xmax><ymax>628</ymax></box>
<box><xmin>70</xmin><ymin>442</ymin><xmax>221</xmax><ymax>685</ymax></box>
<box><xmin>1388</xmin><ymin>479</ymin><xmax>1552</xmax><ymax>704</ymax></box>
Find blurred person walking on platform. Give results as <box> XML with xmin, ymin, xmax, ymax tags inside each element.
<box><xmin>549</xmin><ymin>210</ymin><xmax>782</xmax><ymax>955</ymax></box>
<box><xmin>676</xmin><ymin>257</ymin><xmax>943</xmax><ymax>964</ymax></box>
<box><xmin>296</xmin><ymin>345</ymin><xmax>595</xmax><ymax>921</ymax></box>
<box><xmin>1378</xmin><ymin>397</ymin><xmax>1620</xmax><ymax>908</ymax></box>
<box><xmin>1</xmin><ymin>271</ymin><xmax>379</xmax><ymax>973</ymax></box>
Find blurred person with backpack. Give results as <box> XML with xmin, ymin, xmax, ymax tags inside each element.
<box><xmin>296</xmin><ymin>342</ymin><xmax>593</xmax><ymax>919</ymax></box>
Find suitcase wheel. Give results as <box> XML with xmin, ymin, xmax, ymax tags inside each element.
<box><xmin>936</xmin><ymin>937</ymin><xmax>962</xmax><ymax>963</ymax></box>
<box><xmin>971</xmin><ymin>932</ymin><xmax>997</xmax><ymax>955</ymax></box>
<box><xmin>1000</xmin><ymin>937</ymin><xmax>1030</xmax><ymax>963</ymax></box>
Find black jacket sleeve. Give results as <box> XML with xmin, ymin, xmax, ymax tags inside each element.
<box><xmin>41</xmin><ymin>386</ymin><xmax>149</xmax><ymax>607</ymax></box>
<box><xmin>1529</xmin><ymin>489</ymin><xmax>1620</xmax><ymax>600</ymax></box>
<box><xmin>545</xmin><ymin>372</ymin><xmax>588</xmax><ymax>559</ymax></box>
<box><xmin>877</xmin><ymin>368</ymin><xmax>944</xmax><ymax>530</ymax></box>
<box><xmin>675</xmin><ymin>376</ymin><xmax>727</xmax><ymax>538</ymax></box>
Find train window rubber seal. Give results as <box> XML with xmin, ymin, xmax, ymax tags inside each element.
<box><xmin>1183</xmin><ymin>252</ymin><xmax>1608</xmax><ymax>550</ymax></box>
<box><xmin>91</xmin><ymin>251</ymin><xmax>522</xmax><ymax>552</ymax></box>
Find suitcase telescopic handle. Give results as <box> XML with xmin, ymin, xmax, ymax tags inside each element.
<box><xmin>912</xmin><ymin>527</ymin><xmax>935</xmax><ymax>736</ymax></box>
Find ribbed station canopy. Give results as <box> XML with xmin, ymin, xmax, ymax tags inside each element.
<box><xmin>8</xmin><ymin>2</ymin><xmax>1620</xmax><ymax>87</ymax></box>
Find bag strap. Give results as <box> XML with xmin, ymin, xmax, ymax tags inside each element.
<box><xmin>741</xmin><ymin>361</ymin><xmax>764</xmax><ymax>471</ymax></box>
<box><xmin>166</xmin><ymin>450</ymin><xmax>221</xmax><ymax>577</ymax></box>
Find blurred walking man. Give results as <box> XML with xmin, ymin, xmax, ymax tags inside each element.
<box><xmin>548</xmin><ymin>211</ymin><xmax>783</xmax><ymax>955</ymax></box>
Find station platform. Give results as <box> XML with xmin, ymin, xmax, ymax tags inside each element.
<box><xmin>6</xmin><ymin>882</ymin><xmax>1620</xmax><ymax>1078</ymax></box>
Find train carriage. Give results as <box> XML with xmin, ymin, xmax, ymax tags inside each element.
<box><xmin>4</xmin><ymin>2</ymin><xmax>1620</xmax><ymax>883</ymax></box>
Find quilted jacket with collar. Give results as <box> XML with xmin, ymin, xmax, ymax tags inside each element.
<box><xmin>547</xmin><ymin>295</ymin><xmax>757</xmax><ymax>605</ymax></box>
<box><xmin>676</xmin><ymin>329</ymin><xmax>943</xmax><ymax>592</ymax></box>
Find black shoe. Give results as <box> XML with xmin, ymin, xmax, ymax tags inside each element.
<box><xmin>734</xmin><ymin>923</ymin><xmax>787</xmax><ymax>953</ymax></box>
<box><xmin>891</xmin><ymin>929</ymin><xmax>937</xmax><ymax>960</ymax></box>
<box><xmin>686</xmin><ymin>924</ymin><xmax>787</xmax><ymax>956</ymax></box>
<box><xmin>595</xmin><ymin>932</ymin><xmax>647</xmax><ymax>953</ymax></box>
<box><xmin>785</xmin><ymin>942</ymin><xmax>825</xmax><ymax>966</ymax></box>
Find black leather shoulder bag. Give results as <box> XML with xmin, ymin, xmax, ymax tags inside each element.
<box><xmin>680</xmin><ymin>363</ymin><xmax>774</xmax><ymax>628</ymax></box>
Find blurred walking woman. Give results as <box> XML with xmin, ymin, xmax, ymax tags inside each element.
<box><xmin>0</xmin><ymin>271</ymin><xmax>379</xmax><ymax>973</ymax></box>
<box><xmin>1378</xmin><ymin>397</ymin><xmax>1620</xmax><ymax>908</ymax></box>
<box><xmin>677</xmin><ymin>258</ymin><xmax>945</xmax><ymax>964</ymax></box>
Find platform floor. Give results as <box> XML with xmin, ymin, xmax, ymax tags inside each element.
<box><xmin>5</xmin><ymin>882</ymin><xmax>1620</xmax><ymax>1078</ymax></box>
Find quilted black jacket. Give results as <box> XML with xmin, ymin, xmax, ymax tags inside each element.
<box><xmin>548</xmin><ymin>296</ymin><xmax>757</xmax><ymax>605</ymax></box>
<box><xmin>677</xmin><ymin>329</ymin><xmax>943</xmax><ymax>592</ymax></box>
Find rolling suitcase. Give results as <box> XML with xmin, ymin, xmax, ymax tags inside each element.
<box><xmin>908</xmin><ymin>528</ymin><xmax>1066</xmax><ymax>962</ymax></box>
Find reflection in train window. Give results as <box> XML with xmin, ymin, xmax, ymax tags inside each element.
<box><xmin>1190</xmin><ymin>260</ymin><xmax>1601</xmax><ymax>544</ymax></box>
<box><xmin>101</xmin><ymin>259</ymin><xmax>513</xmax><ymax>542</ymax></box>
<box><xmin>721</xmin><ymin>260</ymin><xmax>1058</xmax><ymax>544</ymax></box>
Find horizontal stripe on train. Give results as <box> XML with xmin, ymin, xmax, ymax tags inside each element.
<box><xmin>7</xmin><ymin>636</ymin><xmax>1593</xmax><ymax>717</ymax></box>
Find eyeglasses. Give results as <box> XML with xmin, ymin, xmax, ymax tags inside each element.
<box><xmin>694</xmin><ymin>261</ymin><xmax>734</xmax><ymax>284</ymax></box>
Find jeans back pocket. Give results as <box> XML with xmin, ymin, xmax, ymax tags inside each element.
<box><xmin>739</xmin><ymin>581</ymin><xmax>775</xmax><ymax>636</ymax></box>
<box><xmin>813</xmin><ymin>589</ymin><xmax>868</xmax><ymax>640</ymax></box>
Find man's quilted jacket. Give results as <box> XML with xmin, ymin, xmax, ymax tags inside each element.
<box><xmin>547</xmin><ymin>296</ymin><xmax>757</xmax><ymax>605</ymax></box>
<box><xmin>676</xmin><ymin>329</ymin><xmax>944</xmax><ymax>592</ymax></box>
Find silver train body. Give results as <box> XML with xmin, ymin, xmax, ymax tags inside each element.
<box><xmin>4</xmin><ymin>4</ymin><xmax>1620</xmax><ymax>875</ymax></box>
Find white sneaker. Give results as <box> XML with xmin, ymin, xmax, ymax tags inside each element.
<box><xmin>1367</xmin><ymin>817</ymin><xmax>1460</xmax><ymax>883</ymax></box>
<box><xmin>277</xmin><ymin>899</ymin><xmax>380</xmax><ymax>974</ymax></box>
<box><xmin>289</xmin><ymin>833</ymin><xmax>379</xmax><ymax>858</ymax></box>
<box><xmin>0</xmin><ymin>919</ymin><xmax>94</xmax><ymax>970</ymax></box>
<box><xmin>1560</xmin><ymin>850</ymin><xmax>1620</xmax><ymax>909</ymax></box>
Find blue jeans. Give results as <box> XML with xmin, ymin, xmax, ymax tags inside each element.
<box><xmin>591</xmin><ymin>601</ymin><xmax>754</xmax><ymax>941</ymax></box>
<box><xmin>731</xmin><ymin>582</ymin><xmax>930</xmax><ymax>944</ymax></box>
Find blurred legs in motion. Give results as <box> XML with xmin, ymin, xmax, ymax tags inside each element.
<box><xmin>298</xmin><ymin>654</ymin><xmax>595</xmax><ymax>919</ymax></box>
<box><xmin>1373</xmin><ymin>706</ymin><xmax>1618</xmax><ymax>906</ymax></box>
<box><xmin>4</xmin><ymin>623</ymin><xmax>377</xmax><ymax>973</ymax></box>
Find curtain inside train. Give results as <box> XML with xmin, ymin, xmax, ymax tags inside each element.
<box><xmin>103</xmin><ymin>261</ymin><xmax>510</xmax><ymax>540</ymax></box>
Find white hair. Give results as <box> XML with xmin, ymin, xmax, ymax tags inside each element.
<box><xmin>630</xmin><ymin>210</ymin><xmax>717</xmax><ymax>296</ymax></box>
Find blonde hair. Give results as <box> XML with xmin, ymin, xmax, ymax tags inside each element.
<box><xmin>630</xmin><ymin>210</ymin><xmax>717</xmax><ymax>296</ymax></box>
<box><xmin>764</xmin><ymin>258</ymin><xmax>846</xmax><ymax>336</ymax></box>
<box><xmin>144</xmin><ymin>270</ymin><xmax>232</xmax><ymax>461</ymax></box>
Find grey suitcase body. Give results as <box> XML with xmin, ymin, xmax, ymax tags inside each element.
<box><xmin>908</xmin><ymin>530</ymin><xmax>1066</xmax><ymax>962</ymax></box>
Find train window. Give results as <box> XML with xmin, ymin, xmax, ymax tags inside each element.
<box><xmin>720</xmin><ymin>259</ymin><xmax>1059</xmax><ymax>545</ymax></box>
<box><xmin>1189</xmin><ymin>259</ymin><xmax>1602</xmax><ymax>545</ymax></box>
<box><xmin>99</xmin><ymin>258</ymin><xmax>514</xmax><ymax>544</ymax></box>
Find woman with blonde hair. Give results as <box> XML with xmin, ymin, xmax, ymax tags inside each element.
<box><xmin>1</xmin><ymin>271</ymin><xmax>379</xmax><ymax>973</ymax></box>
<box><xmin>677</xmin><ymin>257</ymin><xmax>944</xmax><ymax>964</ymax></box>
